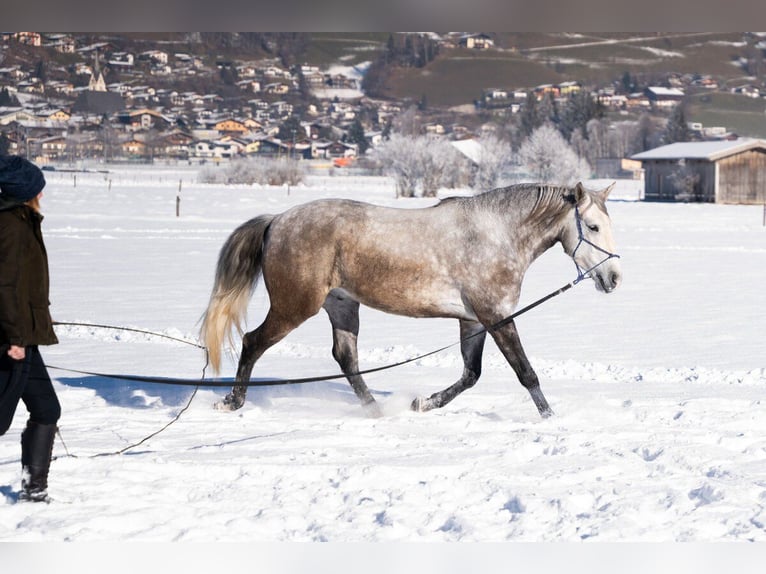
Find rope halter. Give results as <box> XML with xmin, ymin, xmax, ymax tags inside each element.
<box><xmin>571</xmin><ymin>203</ymin><xmax>621</xmax><ymax>285</ymax></box>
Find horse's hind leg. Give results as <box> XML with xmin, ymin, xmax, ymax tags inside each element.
<box><xmin>216</xmin><ymin>310</ymin><xmax>302</xmax><ymax>411</ymax></box>
<box><xmin>411</xmin><ymin>320</ymin><xmax>486</xmax><ymax>412</ymax></box>
<box><xmin>323</xmin><ymin>289</ymin><xmax>382</xmax><ymax>418</ymax></box>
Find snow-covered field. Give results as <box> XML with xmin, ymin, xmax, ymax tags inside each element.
<box><xmin>2</xmin><ymin>165</ymin><xmax>765</xmax><ymax>554</ymax></box>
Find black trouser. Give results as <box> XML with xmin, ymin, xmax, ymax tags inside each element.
<box><xmin>0</xmin><ymin>346</ymin><xmax>61</xmax><ymax>436</ymax></box>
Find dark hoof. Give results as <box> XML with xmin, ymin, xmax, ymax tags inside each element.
<box><xmin>411</xmin><ymin>397</ymin><xmax>431</xmax><ymax>412</ymax></box>
<box><xmin>214</xmin><ymin>393</ymin><xmax>244</xmax><ymax>411</ymax></box>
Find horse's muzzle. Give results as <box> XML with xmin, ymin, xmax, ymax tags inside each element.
<box><xmin>595</xmin><ymin>270</ymin><xmax>621</xmax><ymax>293</ymax></box>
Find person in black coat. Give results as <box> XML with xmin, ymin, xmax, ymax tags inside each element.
<box><xmin>0</xmin><ymin>155</ymin><xmax>60</xmax><ymax>503</ymax></box>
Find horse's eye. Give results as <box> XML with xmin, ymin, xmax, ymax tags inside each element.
<box><xmin>587</xmin><ymin>224</ymin><xmax>599</xmax><ymax>233</ymax></box>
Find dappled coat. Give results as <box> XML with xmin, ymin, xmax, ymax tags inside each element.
<box><xmin>0</xmin><ymin>199</ymin><xmax>58</xmax><ymax>348</ymax></box>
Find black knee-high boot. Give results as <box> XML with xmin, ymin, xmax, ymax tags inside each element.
<box><xmin>20</xmin><ymin>420</ymin><xmax>57</xmax><ymax>503</ymax></box>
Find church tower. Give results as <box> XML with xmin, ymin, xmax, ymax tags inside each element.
<box><xmin>88</xmin><ymin>49</ymin><xmax>107</xmax><ymax>92</ymax></box>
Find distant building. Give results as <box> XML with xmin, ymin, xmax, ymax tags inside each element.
<box><xmin>459</xmin><ymin>33</ymin><xmax>494</xmax><ymax>50</ymax></box>
<box><xmin>645</xmin><ymin>86</ymin><xmax>685</xmax><ymax>108</ymax></box>
<box><xmin>632</xmin><ymin>139</ymin><xmax>766</xmax><ymax>204</ymax></box>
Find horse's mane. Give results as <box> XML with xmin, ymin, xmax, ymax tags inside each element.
<box><xmin>443</xmin><ymin>183</ymin><xmax>573</xmax><ymax>225</ymax></box>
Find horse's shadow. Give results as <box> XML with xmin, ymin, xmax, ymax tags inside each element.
<box><xmin>56</xmin><ymin>375</ymin><xmax>204</xmax><ymax>408</ymax></box>
<box><xmin>56</xmin><ymin>375</ymin><xmax>390</xmax><ymax>409</ymax></box>
<box><xmin>0</xmin><ymin>485</ymin><xmax>18</xmax><ymax>503</ymax></box>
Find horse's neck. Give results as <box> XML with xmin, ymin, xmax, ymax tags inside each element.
<box><xmin>490</xmin><ymin>188</ymin><xmax>569</xmax><ymax>267</ymax></box>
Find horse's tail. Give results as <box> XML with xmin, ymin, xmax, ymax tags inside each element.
<box><xmin>201</xmin><ymin>214</ymin><xmax>275</xmax><ymax>372</ymax></box>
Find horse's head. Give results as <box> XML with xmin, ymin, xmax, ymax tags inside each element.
<box><xmin>561</xmin><ymin>182</ymin><xmax>622</xmax><ymax>293</ymax></box>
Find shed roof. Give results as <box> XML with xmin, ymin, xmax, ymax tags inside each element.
<box><xmin>631</xmin><ymin>138</ymin><xmax>766</xmax><ymax>162</ymax></box>
<box><xmin>451</xmin><ymin>138</ymin><xmax>482</xmax><ymax>164</ymax></box>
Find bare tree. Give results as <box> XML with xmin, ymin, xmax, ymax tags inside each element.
<box><xmin>518</xmin><ymin>123</ymin><xmax>591</xmax><ymax>185</ymax></box>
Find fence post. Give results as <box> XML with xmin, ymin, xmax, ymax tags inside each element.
<box><xmin>176</xmin><ymin>180</ymin><xmax>182</xmax><ymax>217</ymax></box>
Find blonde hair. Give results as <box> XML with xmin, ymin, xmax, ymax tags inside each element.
<box><xmin>25</xmin><ymin>195</ymin><xmax>41</xmax><ymax>213</ymax></box>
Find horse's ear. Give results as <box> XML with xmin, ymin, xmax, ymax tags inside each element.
<box><xmin>574</xmin><ymin>182</ymin><xmax>587</xmax><ymax>205</ymax></box>
<box><xmin>600</xmin><ymin>182</ymin><xmax>616</xmax><ymax>200</ymax></box>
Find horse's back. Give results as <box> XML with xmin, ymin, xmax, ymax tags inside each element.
<box><xmin>261</xmin><ymin>198</ymin><xmax>476</xmax><ymax>319</ymax></box>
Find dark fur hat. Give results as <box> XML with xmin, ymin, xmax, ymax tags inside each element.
<box><xmin>0</xmin><ymin>155</ymin><xmax>46</xmax><ymax>202</ymax></box>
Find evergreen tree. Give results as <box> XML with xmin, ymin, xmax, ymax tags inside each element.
<box><xmin>665</xmin><ymin>103</ymin><xmax>691</xmax><ymax>144</ymax></box>
<box><xmin>277</xmin><ymin>116</ymin><xmax>303</xmax><ymax>143</ymax></box>
<box><xmin>0</xmin><ymin>132</ymin><xmax>10</xmax><ymax>156</ymax></box>
<box><xmin>0</xmin><ymin>88</ymin><xmax>20</xmax><ymax>107</ymax></box>
<box><xmin>347</xmin><ymin>119</ymin><xmax>369</xmax><ymax>155</ymax></box>
<box><xmin>559</xmin><ymin>90</ymin><xmax>604</xmax><ymax>141</ymax></box>
<box><xmin>621</xmin><ymin>71</ymin><xmax>634</xmax><ymax>93</ymax></box>
<box><xmin>520</xmin><ymin>92</ymin><xmax>541</xmax><ymax>138</ymax></box>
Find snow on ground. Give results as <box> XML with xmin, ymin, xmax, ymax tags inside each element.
<box><xmin>1</xmin><ymin>165</ymin><xmax>765</xmax><ymax>546</ymax></box>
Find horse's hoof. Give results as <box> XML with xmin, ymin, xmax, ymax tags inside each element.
<box><xmin>539</xmin><ymin>408</ymin><xmax>554</xmax><ymax>419</ymax></box>
<box><xmin>214</xmin><ymin>394</ymin><xmax>244</xmax><ymax>411</ymax></box>
<box><xmin>411</xmin><ymin>397</ymin><xmax>428</xmax><ymax>412</ymax></box>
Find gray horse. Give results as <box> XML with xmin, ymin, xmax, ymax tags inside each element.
<box><xmin>201</xmin><ymin>182</ymin><xmax>621</xmax><ymax>418</ymax></box>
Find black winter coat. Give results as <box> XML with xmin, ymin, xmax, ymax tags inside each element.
<box><xmin>0</xmin><ymin>198</ymin><xmax>58</xmax><ymax>348</ymax></box>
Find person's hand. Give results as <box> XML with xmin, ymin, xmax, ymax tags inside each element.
<box><xmin>7</xmin><ymin>346</ymin><xmax>25</xmax><ymax>361</ymax></box>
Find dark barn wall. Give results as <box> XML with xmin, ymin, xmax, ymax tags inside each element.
<box><xmin>717</xmin><ymin>149</ymin><xmax>766</xmax><ymax>204</ymax></box>
<box><xmin>643</xmin><ymin>159</ymin><xmax>715</xmax><ymax>202</ymax></box>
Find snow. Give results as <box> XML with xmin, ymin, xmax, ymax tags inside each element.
<box><xmin>2</xmin><ymin>165</ymin><xmax>766</xmax><ymax>552</ymax></box>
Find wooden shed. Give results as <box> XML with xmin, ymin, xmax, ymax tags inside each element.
<box><xmin>631</xmin><ymin>139</ymin><xmax>766</xmax><ymax>204</ymax></box>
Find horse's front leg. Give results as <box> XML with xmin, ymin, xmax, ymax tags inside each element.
<box><xmin>412</xmin><ymin>320</ymin><xmax>486</xmax><ymax>412</ymax></box>
<box><xmin>487</xmin><ymin>318</ymin><xmax>553</xmax><ymax>418</ymax></box>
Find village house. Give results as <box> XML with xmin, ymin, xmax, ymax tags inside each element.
<box><xmin>116</xmin><ymin>109</ymin><xmax>172</xmax><ymax>131</ymax></box>
<box><xmin>156</xmin><ymin>130</ymin><xmax>194</xmax><ymax>159</ymax></box>
<box><xmin>38</xmin><ymin>109</ymin><xmax>72</xmax><ymax>122</ymax></box>
<box><xmin>237</xmin><ymin>79</ymin><xmax>262</xmax><ymax>93</ymax></box>
<box><xmin>38</xmin><ymin>135</ymin><xmax>68</xmax><ymax>160</ymax></box>
<box><xmin>108</xmin><ymin>52</ymin><xmax>135</xmax><ymax>68</ymax></box>
<box><xmin>46</xmin><ymin>34</ymin><xmax>76</xmax><ymax>54</ymax></box>
<box><xmin>12</xmin><ymin>32</ymin><xmax>42</xmax><ymax>47</ymax></box>
<box><xmin>0</xmin><ymin>108</ymin><xmax>36</xmax><ymax>125</ymax></box>
<box><xmin>557</xmin><ymin>81</ymin><xmax>581</xmax><ymax>96</ymax></box>
<box><xmin>121</xmin><ymin>138</ymin><xmax>147</xmax><ymax>158</ymax></box>
<box><xmin>645</xmin><ymin>86</ymin><xmax>685</xmax><ymax>108</ymax></box>
<box><xmin>632</xmin><ymin>138</ymin><xmax>766</xmax><ymax>204</ymax></box>
<box><xmin>46</xmin><ymin>81</ymin><xmax>76</xmax><ymax>96</ymax></box>
<box><xmin>140</xmin><ymin>50</ymin><xmax>169</xmax><ymax>65</ymax></box>
<box><xmin>459</xmin><ymin>33</ymin><xmax>494</xmax><ymax>50</ymax></box>
<box><xmin>214</xmin><ymin>118</ymin><xmax>250</xmax><ymax>137</ymax></box>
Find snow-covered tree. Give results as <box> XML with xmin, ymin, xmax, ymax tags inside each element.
<box><xmin>375</xmin><ymin>134</ymin><xmax>466</xmax><ymax>198</ymax></box>
<box><xmin>374</xmin><ymin>133</ymin><xmax>421</xmax><ymax>197</ymax></box>
<box><xmin>420</xmin><ymin>136</ymin><xmax>463</xmax><ymax>197</ymax></box>
<box><xmin>518</xmin><ymin>123</ymin><xmax>591</xmax><ymax>185</ymax></box>
<box><xmin>472</xmin><ymin>134</ymin><xmax>513</xmax><ymax>192</ymax></box>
